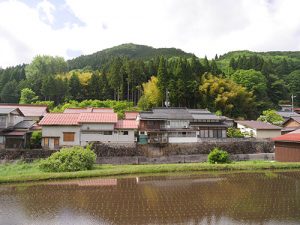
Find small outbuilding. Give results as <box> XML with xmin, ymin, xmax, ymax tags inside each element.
<box><xmin>273</xmin><ymin>130</ymin><xmax>300</xmax><ymax>162</ymax></box>
<box><xmin>235</xmin><ymin>120</ymin><xmax>281</xmax><ymax>139</ymax></box>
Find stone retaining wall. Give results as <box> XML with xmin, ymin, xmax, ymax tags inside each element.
<box><xmin>96</xmin><ymin>153</ymin><xmax>275</xmax><ymax>164</ymax></box>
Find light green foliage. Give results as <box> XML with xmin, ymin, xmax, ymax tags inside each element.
<box><xmin>19</xmin><ymin>88</ymin><xmax>38</xmax><ymax>104</ymax></box>
<box><xmin>39</xmin><ymin>146</ymin><xmax>96</xmax><ymax>172</ymax></box>
<box><xmin>231</xmin><ymin>69</ymin><xmax>267</xmax><ymax>99</ymax></box>
<box><xmin>199</xmin><ymin>74</ymin><xmax>256</xmax><ymax>119</ymax></box>
<box><xmin>227</xmin><ymin>127</ymin><xmax>245</xmax><ymax>138</ymax></box>
<box><xmin>208</xmin><ymin>148</ymin><xmax>230</xmax><ymax>164</ymax></box>
<box><xmin>33</xmin><ymin>101</ymin><xmax>55</xmax><ymax>110</ymax></box>
<box><xmin>52</xmin><ymin>99</ymin><xmax>137</xmax><ymax>118</ymax></box>
<box><xmin>257</xmin><ymin>109</ymin><xmax>284</xmax><ymax>125</ymax></box>
<box><xmin>30</xmin><ymin>131</ymin><xmax>42</xmax><ymax>148</ymax></box>
<box><xmin>138</xmin><ymin>76</ymin><xmax>162</xmax><ymax>110</ymax></box>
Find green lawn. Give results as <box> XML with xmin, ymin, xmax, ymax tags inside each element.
<box><xmin>1</xmin><ymin>160</ymin><xmax>300</xmax><ymax>184</ymax></box>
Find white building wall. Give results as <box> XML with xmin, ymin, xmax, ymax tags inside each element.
<box><xmin>237</xmin><ymin>124</ymin><xmax>257</xmax><ymax>137</ymax></box>
<box><xmin>168</xmin><ymin>136</ymin><xmax>197</xmax><ymax>143</ymax></box>
<box><xmin>42</xmin><ymin>126</ymin><xmax>80</xmax><ymax>147</ymax></box>
<box><xmin>81</xmin><ymin>123</ymin><xmax>114</xmax><ymax>131</ymax></box>
<box><xmin>256</xmin><ymin>130</ymin><xmax>281</xmax><ymax>139</ymax></box>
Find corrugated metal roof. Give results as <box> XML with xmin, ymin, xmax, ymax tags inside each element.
<box><xmin>39</xmin><ymin>113</ymin><xmax>80</xmax><ymax>125</ymax></box>
<box><xmin>64</xmin><ymin>108</ymin><xmax>114</xmax><ymax>113</ymax></box>
<box><xmin>78</xmin><ymin>112</ymin><xmax>117</xmax><ymax>123</ymax></box>
<box><xmin>140</xmin><ymin>108</ymin><xmax>193</xmax><ymax>120</ymax></box>
<box><xmin>0</xmin><ymin>104</ymin><xmax>47</xmax><ymax>117</ymax></box>
<box><xmin>115</xmin><ymin>120</ymin><xmax>138</xmax><ymax>129</ymax></box>
<box><xmin>125</xmin><ymin>112</ymin><xmax>139</xmax><ymax>120</ymax></box>
<box><xmin>0</xmin><ymin>108</ymin><xmax>18</xmax><ymax>114</ymax></box>
<box><xmin>273</xmin><ymin>133</ymin><xmax>300</xmax><ymax>142</ymax></box>
<box><xmin>14</xmin><ymin>120</ymin><xmax>36</xmax><ymax>129</ymax></box>
<box><xmin>236</xmin><ymin>120</ymin><xmax>281</xmax><ymax>130</ymax></box>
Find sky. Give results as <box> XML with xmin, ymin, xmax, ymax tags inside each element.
<box><xmin>1</xmin><ymin>0</ymin><xmax>300</xmax><ymax>68</ymax></box>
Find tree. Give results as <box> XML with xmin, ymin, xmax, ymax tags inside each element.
<box><xmin>231</xmin><ymin>69</ymin><xmax>267</xmax><ymax>99</ymax></box>
<box><xmin>0</xmin><ymin>80</ymin><xmax>20</xmax><ymax>103</ymax></box>
<box><xmin>138</xmin><ymin>76</ymin><xmax>162</xmax><ymax>110</ymax></box>
<box><xmin>157</xmin><ymin>57</ymin><xmax>168</xmax><ymax>105</ymax></box>
<box><xmin>69</xmin><ymin>73</ymin><xmax>83</xmax><ymax>101</ymax></box>
<box><xmin>25</xmin><ymin>55</ymin><xmax>68</xmax><ymax>96</ymax></box>
<box><xmin>257</xmin><ymin>109</ymin><xmax>284</xmax><ymax>126</ymax></box>
<box><xmin>19</xmin><ymin>88</ymin><xmax>38</xmax><ymax>104</ymax></box>
<box><xmin>88</xmin><ymin>73</ymin><xmax>102</xmax><ymax>100</ymax></box>
<box><xmin>199</xmin><ymin>74</ymin><xmax>256</xmax><ymax>119</ymax></box>
<box><xmin>286</xmin><ymin>70</ymin><xmax>300</xmax><ymax>104</ymax></box>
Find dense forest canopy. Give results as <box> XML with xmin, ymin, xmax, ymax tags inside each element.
<box><xmin>0</xmin><ymin>43</ymin><xmax>299</xmax><ymax>119</ymax></box>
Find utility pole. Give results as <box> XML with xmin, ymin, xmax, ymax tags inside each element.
<box><xmin>292</xmin><ymin>94</ymin><xmax>297</xmax><ymax>112</ymax></box>
<box><xmin>165</xmin><ymin>89</ymin><xmax>170</xmax><ymax>108</ymax></box>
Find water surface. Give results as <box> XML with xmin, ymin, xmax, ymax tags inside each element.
<box><xmin>1</xmin><ymin>171</ymin><xmax>300</xmax><ymax>225</ymax></box>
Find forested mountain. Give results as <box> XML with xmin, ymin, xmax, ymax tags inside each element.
<box><xmin>68</xmin><ymin>43</ymin><xmax>195</xmax><ymax>70</ymax></box>
<box><xmin>1</xmin><ymin>43</ymin><xmax>300</xmax><ymax>119</ymax></box>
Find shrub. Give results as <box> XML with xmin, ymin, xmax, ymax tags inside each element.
<box><xmin>208</xmin><ymin>148</ymin><xmax>230</xmax><ymax>164</ymax></box>
<box><xmin>227</xmin><ymin>127</ymin><xmax>245</xmax><ymax>138</ymax></box>
<box><xmin>39</xmin><ymin>146</ymin><xmax>96</xmax><ymax>172</ymax></box>
<box><xmin>30</xmin><ymin>131</ymin><xmax>42</xmax><ymax>148</ymax></box>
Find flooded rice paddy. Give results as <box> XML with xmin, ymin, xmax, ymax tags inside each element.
<box><xmin>1</xmin><ymin>171</ymin><xmax>300</xmax><ymax>225</ymax></box>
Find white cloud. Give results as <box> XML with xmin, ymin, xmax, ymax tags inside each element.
<box><xmin>1</xmin><ymin>0</ymin><xmax>300</xmax><ymax>68</ymax></box>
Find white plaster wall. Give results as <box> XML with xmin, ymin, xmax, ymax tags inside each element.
<box><xmin>81</xmin><ymin>123</ymin><xmax>114</xmax><ymax>131</ymax></box>
<box><xmin>42</xmin><ymin>126</ymin><xmax>80</xmax><ymax>147</ymax></box>
<box><xmin>168</xmin><ymin>136</ymin><xmax>197</xmax><ymax>143</ymax></box>
<box><xmin>237</xmin><ymin>124</ymin><xmax>257</xmax><ymax>137</ymax></box>
<box><xmin>256</xmin><ymin>130</ymin><xmax>281</xmax><ymax>139</ymax></box>
<box><xmin>80</xmin><ymin>130</ymin><xmax>135</xmax><ymax>145</ymax></box>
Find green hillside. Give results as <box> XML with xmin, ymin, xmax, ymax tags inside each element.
<box><xmin>68</xmin><ymin>43</ymin><xmax>195</xmax><ymax>70</ymax></box>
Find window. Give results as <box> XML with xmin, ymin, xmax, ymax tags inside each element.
<box><xmin>121</xmin><ymin>131</ymin><xmax>128</xmax><ymax>135</ymax></box>
<box><xmin>104</xmin><ymin>131</ymin><xmax>112</xmax><ymax>135</ymax></box>
<box><xmin>44</xmin><ymin>137</ymin><xmax>49</xmax><ymax>146</ymax></box>
<box><xmin>0</xmin><ymin>136</ymin><xmax>4</xmax><ymax>144</ymax></box>
<box><xmin>147</xmin><ymin>121</ymin><xmax>154</xmax><ymax>125</ymax></box>
<box><xmin>63</xmin><ymin>132</ymin><xmax>75</xmax><ymax>142</ymax></box>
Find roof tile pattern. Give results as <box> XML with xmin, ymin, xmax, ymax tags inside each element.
<box><xmin>64</xmin><ymin>108</ymin><xmax>114</xmax><ymax>113</ymax></box>
<box><xmin>39</xmin><ymin>113</ymin><xmax>80</xmax><ymax>125</ymax></box>
<box><xmin>115</xmin><ymin>120</ymin><xmax>138</xmax><ymax>129</ymax></box>
<box><xmin>0</xmin><ymin>104</ymin><xmax>48</xmax><ymax>117</ymax></box>
<box><xmin>39</xmin><ymin>112</ymin><xmax>118</xmax><ymax>125</ymax></box>
<box><xmin>125</xmin><ymin>112</ymin><xmax>139</xmax><ymax>120</ymax></box>
<box><xmin>236</xmin><ymin>120</ymin><xmax>281</xmax><ymax>130</ymax></box>
<box><xmin>78</xmin><ymin>113</ymin><xmax>117</xmax><ymax>123</ymax></box>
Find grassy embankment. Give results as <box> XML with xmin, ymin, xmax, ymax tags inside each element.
<box><xmin>1</xmin><ymin>160</ymin><xmax>300</xmax><ymax>184</ymax></box>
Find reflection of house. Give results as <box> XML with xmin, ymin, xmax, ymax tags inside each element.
<box><xmin>236</xmin><ymin>120</ymin><xmax>281</xmax><ymax>139</ymax></box>
<box><xmin>0</xmin><ymin>104</ymin><xmax>48</xmax><ymax>121</ymax></box>
<box><xmin>282</xmin><ymin>117</ymin><xmax>300</xmax><ymax>134</ymax></box>
<box><xmin>39</xmin><ymin>111</ymin><xmax>138</xmax><ymax>150</ymax></box>
<box><xmin>0</xmin><ymin>108</ymin><xmax>36</xmax><ymax>149</ymax></box>
<box><xmin>138</xmin><ymin>108</ymin><xmax>229</xmax><ymax>144</ymax></box>
<box><xmin>273</xmin><ymin>130</ymin><xmax>300</xmax><ymax>162</ymax></box>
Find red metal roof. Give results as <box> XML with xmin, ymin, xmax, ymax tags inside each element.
<box><xmin>273</xmin><ymin>133</ymin><xmax>300</xmax><ymax>142</ymax></box>
<box><xmin>125</xmin><ymin>112</ymin><xmax>139</xmax><ymax>120</ymax></box>
<box><xmin>0</xmin><ymin>104</ymin><xmax>48</xmax><ymax>117</ymax></box>
<box><xmin>64</xmin><ymin>107</ymin><xmax>114</xmax><ymax>113</ymax></box>
<box><xmin>115</xmin><ymin>120</ymin><xmax>138</xmax><ymax>129</ymax></box>
<box><xmin>39</xmin><ymin>113</ymin><xmax>80</xmax><ymax>125</ymax></box>
<box><xmin>78</xmin><ymin>112</ymin><xmax>117</xmax><ymax>123</ymax></box>
<box><xmin>236</xmin><ymin>120</ymin><xmax>281</xmax><ymax>130</ymax></box>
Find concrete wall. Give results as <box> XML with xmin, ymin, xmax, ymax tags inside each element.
<box><xmin>257</xmin><ymin>130</ymin><xmax>281</xmax><ymax>139</ymax></box>
<box><xmin>168</xmin><ymin>136</ymin><xmax>197</xmax><ymax>143</ymax></box>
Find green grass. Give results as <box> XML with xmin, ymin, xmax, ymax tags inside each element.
<box><xmin>1</xmin><ymin>160</ymin><xmax>300</xmax><ymax>184</ymax></box>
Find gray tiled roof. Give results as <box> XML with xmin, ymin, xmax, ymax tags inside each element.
<box><xmin>140</xmin><ymin>108</ymin><xmax>193</xmax><ymax>120</ymax></box>
<box><xmin>277</xmin><ymin>111</ymin><xmax>300</xmax><ymax>118</ymax></box>
<box><xmin>14</xmin><ymin>120</ymin><xmax>36</xmax><ymax>129</ymax></box>
<box><xmin>0</xmin><ymin>108</ymin><xmax>18</xmax><ymax>114</ymax></box>
<box><xmin>236</xmin><ymin>120</ymin><xmax>281</xmax><ymax>130</ymax></box>
<box><xmin>140</xmin><ymin>107</ymin><xmax>221</xmax><ymax>121</ymax></box>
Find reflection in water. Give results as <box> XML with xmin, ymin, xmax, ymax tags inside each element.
<box><xmin>1</xmin><ymin>172</ymin><xmax>300</xmax><ymax>225</ymax></box>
